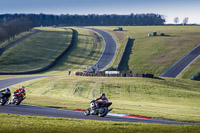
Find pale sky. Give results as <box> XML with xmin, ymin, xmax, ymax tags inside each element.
<box><xmin>0</xmin><ymin>0</ymin><xmax>200</xmax><ymax>24</ymax></box>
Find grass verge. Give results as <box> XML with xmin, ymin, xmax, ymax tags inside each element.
<box><xmin>0</xmin><ymin>113</ymin><xmax>199</xmax><ymax>133</ymax></box>
<box><xmin>178</xmin><ymin>56</ymin><xmax>200</xmax><ymax>80</ymax></box>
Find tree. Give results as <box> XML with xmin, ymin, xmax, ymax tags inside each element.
<box><xmin>183</xmin><ymin>17</ymin><xmax>189</xmax><ymax>25</ymax></box>
<box><xmin>174</xmin><ymin>17</ymin><xmax>179</xmax><ymax>24</ymax></box>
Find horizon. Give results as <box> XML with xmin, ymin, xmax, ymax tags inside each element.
<box><xmin>1</xmin><ymin>0</ymin><xmax>200</xmax><ymax>24</ymax></box>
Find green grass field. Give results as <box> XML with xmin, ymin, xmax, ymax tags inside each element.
<box><xmin>0</xmin><ymin>27</ymin><xmax>72</xmax><ymax>73</ymax></box>
<box><xmin>0</xmin><ymin>113</ymin><xmax>199</xmax><ymax>133</ymax></box>
<box><xmin>89</xmin><ymin>26</ymin><xmax>200</xmax><ymax>79</ymax></box>
<box><xmin>9</xmin><ymin>76</ymin><xmax>200</xmax><ymax>123</ymax></box>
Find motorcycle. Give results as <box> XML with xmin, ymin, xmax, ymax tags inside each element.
<box><xmin>0</xmin><ymin>92</ymin><xmax>11</xmax><ymax>106</ymax></box>
<box><xmin>10</xmin><ymin>92</ymin><xmax>26</xmax><ymax>105</ymax></box>
<box><xmin>84</xmin><ymin>100</ymin><xmax>112</xmax><ymax>117</ymax></box>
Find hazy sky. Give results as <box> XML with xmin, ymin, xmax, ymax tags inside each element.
<box><xmin>0</xmin><ymin>0</ymin><xmax>200</xmax><ymax>24</ymax></box>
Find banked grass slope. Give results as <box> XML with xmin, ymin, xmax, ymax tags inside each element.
<box><xmin>0</xmin><ymin>27</ymin><xmax>73</xmax><ymax>73</ymax></box>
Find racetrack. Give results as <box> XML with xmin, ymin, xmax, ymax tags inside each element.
<box><xmin>0</xmin><ymin>29</ymin><xmax>199</xmax><ymax>125</ymax></box>
<box><xmin>0</xmin><ymin>76</ymin><xmax>199</xmax><ymax>125</ymax></box>
<box><xmin>87</xmin><ymin>28</ymin><xmax>117</xmax><ymax>71</ymax></box>
<box><xmin>0</xmin><ymin>75</ymin><xmax>60</xmax><ymax>89</ymax></box>
<box><xmin>160</xmin><ymin>44</ymin><xmax>200</xmax><ymax>78</ymax></box>
<box><xmin>0</xmin><ymin>103</ymin><xmax>199</xmax><ymax>125</ymax></box>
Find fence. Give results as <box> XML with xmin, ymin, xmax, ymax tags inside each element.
<box><xmin>74</xmin><ymin>71</ymin><xmax>154</xmax><ymax>78</ymax></box>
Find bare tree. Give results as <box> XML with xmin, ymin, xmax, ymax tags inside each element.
<box><xmin>183</xmin><ymin>17</ymin><xmax>189</xmax><ymax>25</ymax></box>
<box><xmin>174</xmin><ymin>17</ymin><xmax>179</xmax><ymax>24</ymax></box>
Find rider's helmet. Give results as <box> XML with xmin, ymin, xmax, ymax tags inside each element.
<box><xmin>101</xmin><ymin>93</ymin><xmax>105</xmax><ymax>99</ymax></box>
<box><xmin>21</xmin><ymin>86</ymin><xmax>25</xmax><ymax>90</ymax></box>
<box><xmin>6</xmin><ymin>88</ymin><xmax>10</xmax><ymax>93</ymax></box>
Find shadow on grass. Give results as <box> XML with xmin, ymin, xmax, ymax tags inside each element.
<box><xmin>152</xmin><ymin>34</ymin><xmax>176</xmax><ymax>37</ymax></box>
<box><xmin>154</xmin><ymin>77</ymin><xmax>165</xmax><ymax>80</ymax></box>
<box><xmin>46</xmin><ymin>106</ymin><xmax>67</xmax><ymax>109</ymax></box>
<box><xmin>118</xmin><ymin>38</ymin><xmax>134</xmax><ymax>71</ymax></box>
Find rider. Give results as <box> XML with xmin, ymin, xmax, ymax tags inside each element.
<box><xmin>0</xmin><ymin>88</ymin><xmax>11</xmax><ymax>98</ymax></box>
<box><xmin>95</xmin><ymin>93</ymin><xmax>108</xmax><ymax>108</ymax></box>
<box><xmin>15</xmin><ymin>86</ymin><xmax>26</xmax><ymax>100</ymax></box>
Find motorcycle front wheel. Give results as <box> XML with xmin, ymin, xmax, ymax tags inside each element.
<box><xmin>15</xmin><ymin>100</ymin><xmax>21</xmax><ymax>105</ymax></box>
<box><xmin>0</xmin><ymin>98</ymin><xmax>7</xmax><ymax>106</ymax></box>
<box><xmin>84</xmin><ymin>109</ymin><xmax>90</xmax><ymax>116</ymax></box>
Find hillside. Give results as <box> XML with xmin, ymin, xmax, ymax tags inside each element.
<box><xmin>0</xmin><ymin>27</ymin><xmax>73</xmax><ymax>73</ymax></box>
<box><xmin>90</xmin><ymin>26</ymin><xmax>200</xmax><ymax>79</ymax></box>
<box><xmin>43</xmin><ymin>27</ymin><xmax>104</xmax><ymax>75</ymax></box>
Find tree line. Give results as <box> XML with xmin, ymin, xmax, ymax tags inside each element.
<box><xmin>0</xmin><ymin>13</ymin><xmax>165</xmax><ymax>27</ymax></box>
<box><xmin>0</xmin><ymin>17</ymin><xmax>33</xmax><ymax>43</ymax></box>
<box><xmin>0</xmin><ymin>13</ymin><xmax>165</xmax><ymax>43</ymax></box>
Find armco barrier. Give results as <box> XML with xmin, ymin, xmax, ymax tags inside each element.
<box><xmin>0</xmin><ymin>28</ymin><xmax>77</xmax><ymax>75</ymax></box>
<box><xmin>75</xmin><ymin>71</ymin><xmax>154</xmax><ymax>78</ymax></box>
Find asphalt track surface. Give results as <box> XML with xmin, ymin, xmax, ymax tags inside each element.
<box><xmin>87</xmin><ymin>28</ymin><xmax>117</xmax><ymax>71</ymax></box>
<box><xmin>160</xmin><ymin>44</ymin><xmax>200</xmax><ymax>78</ymax></box>
<box><xmin>0</xmin><ymin>75</ymin><xmax>59</xmax><ymax>89</ymax></box>
<box><xmin>0</xmin><ymin>103</ymin><xmax>199</xmax><ymax>125</ymax></box>
<box><xmin>0</xmin><ymin>76</ymin><xmax>200</xmax><ymax>125</ymax></box>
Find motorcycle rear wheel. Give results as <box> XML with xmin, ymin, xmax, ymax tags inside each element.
<box><xmin>98</xmin><ymin>107</ymin><xmax>108</xmax><ymax>117</ymax></box>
